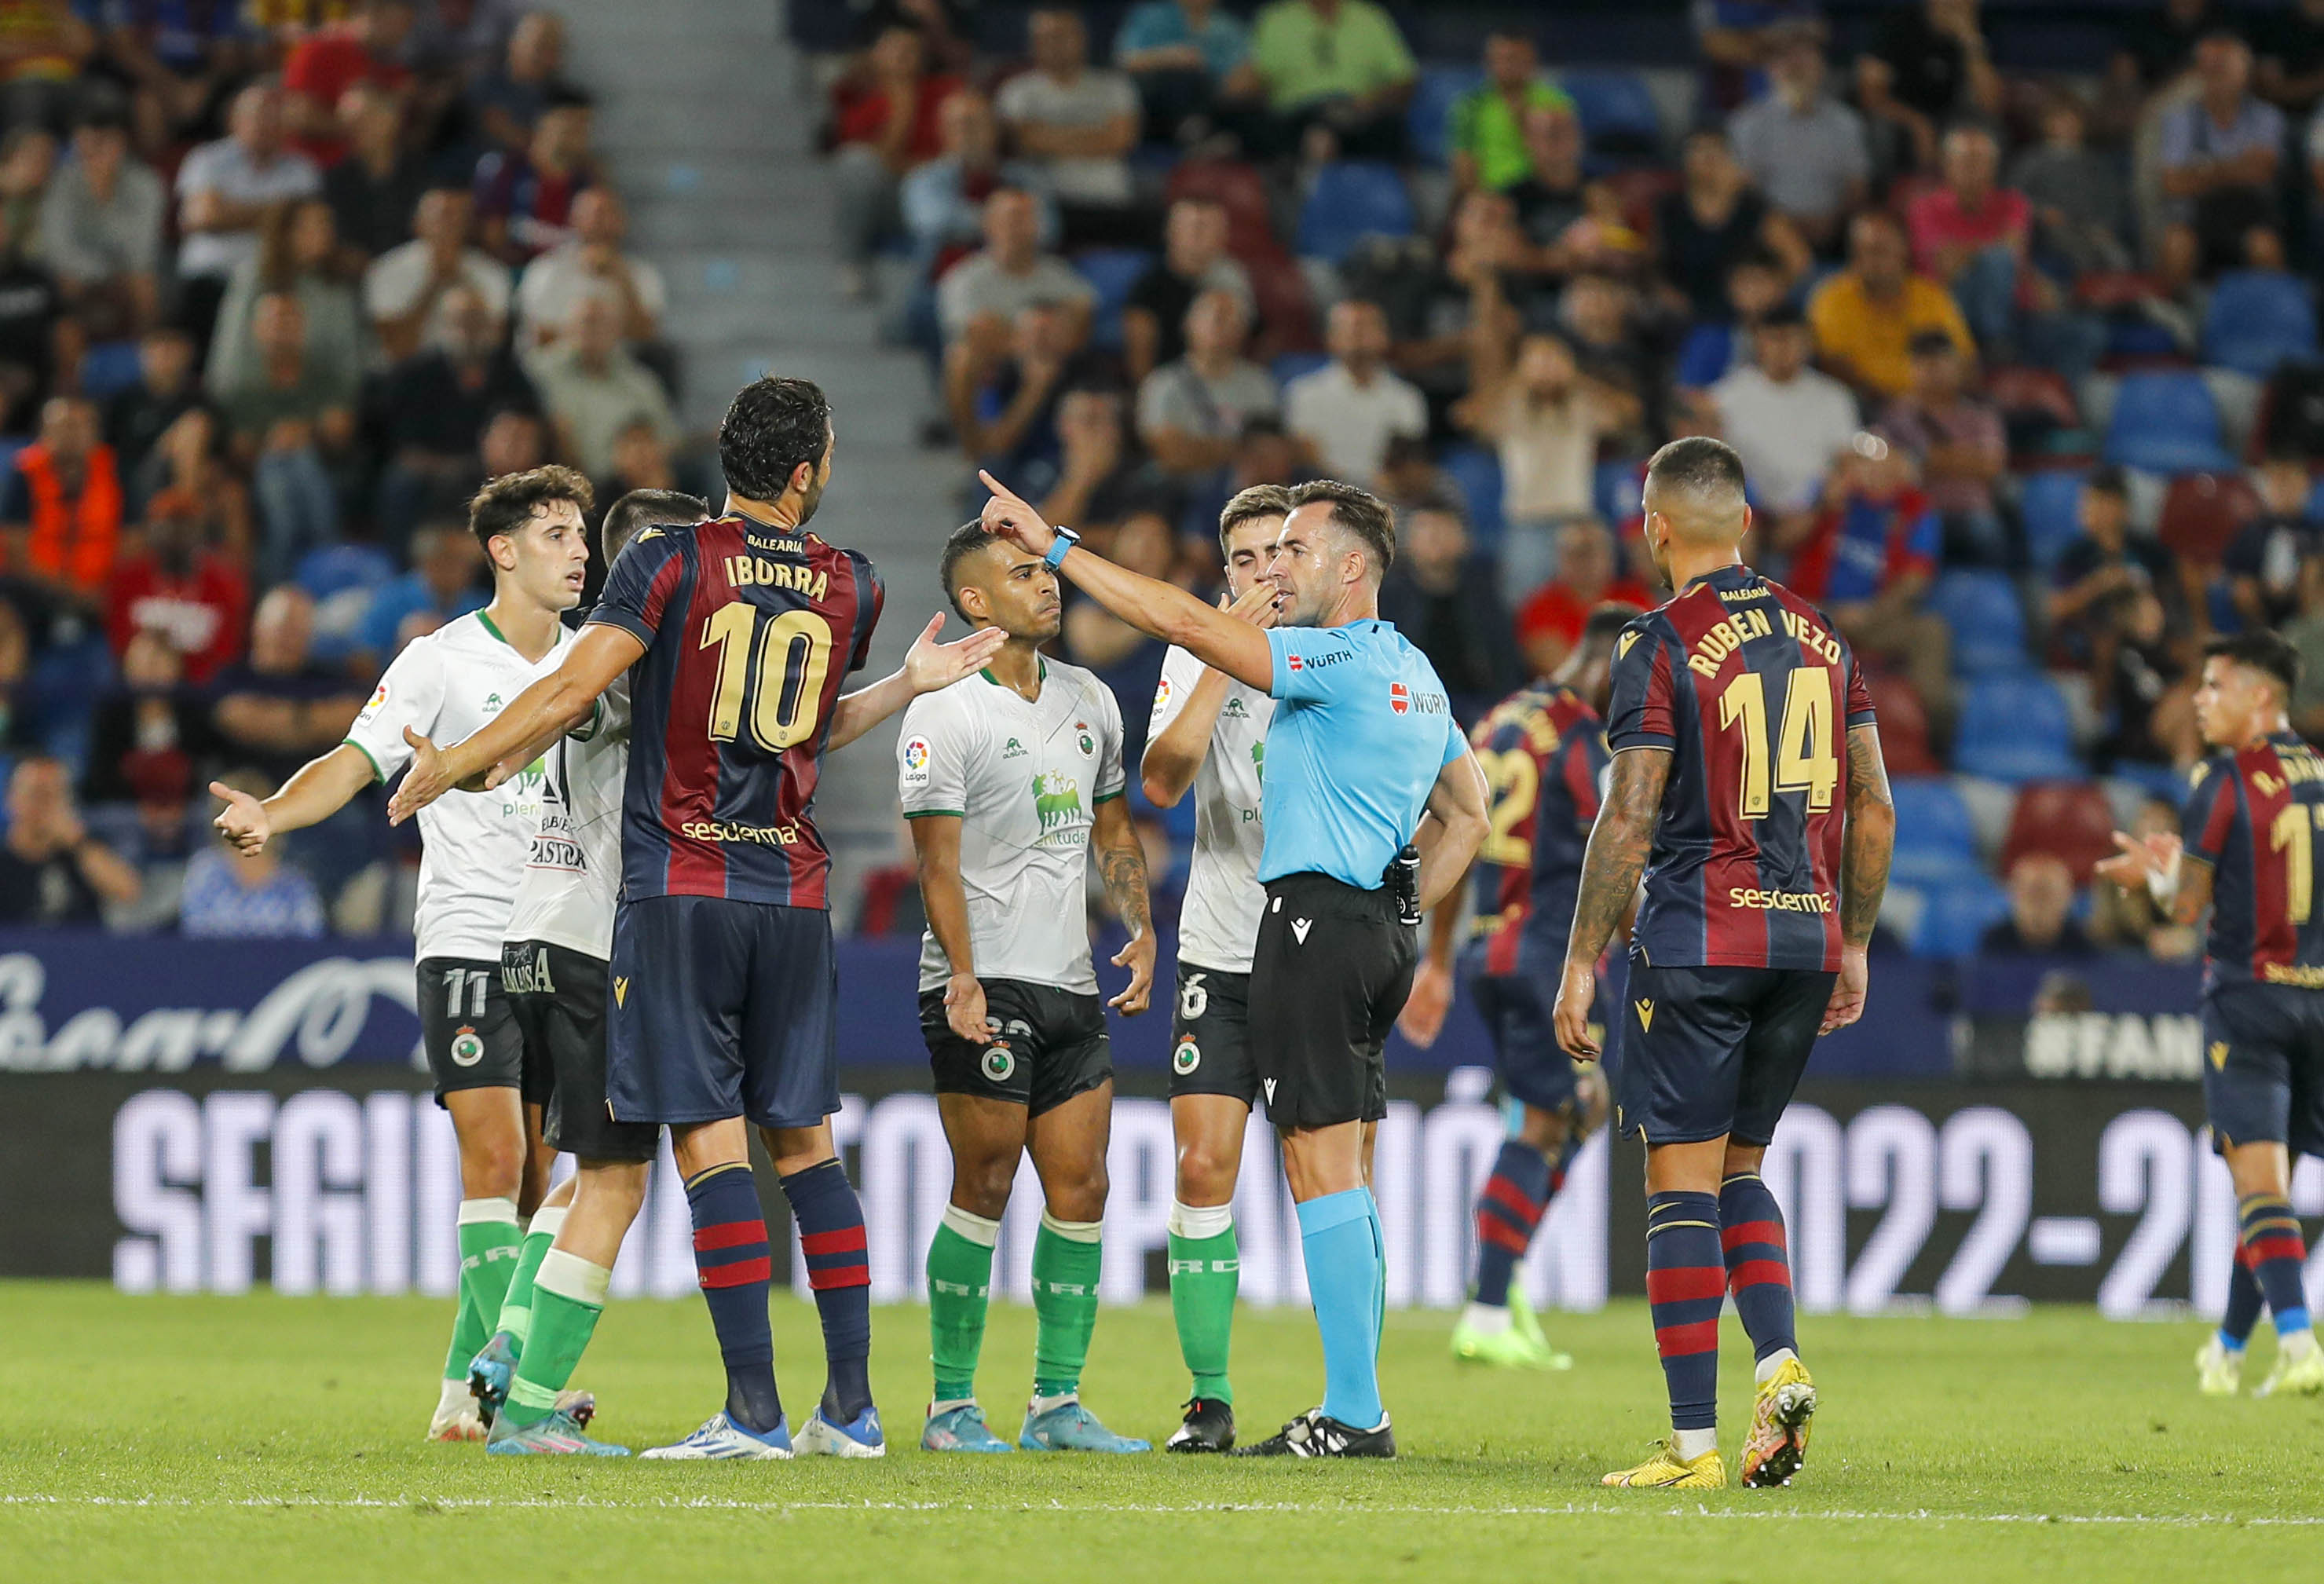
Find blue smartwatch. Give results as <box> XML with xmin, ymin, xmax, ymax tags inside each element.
<box><xmin>1041</xmin><ymin>525</ymin><xmax>1080</xmax><ymax>570</ymax></box>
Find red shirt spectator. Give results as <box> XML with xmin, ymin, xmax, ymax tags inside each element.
<box><xmin>104</xmin><ymin>492</ymin><xmax>250</xmax><ymax>685</ymax></box>
<box><xmin>476</xmin><ymin>92</ymin><xmax>595</xmax><ymax>263</ymax></box>
<box><xmin>1513</xmin><ymin>518</ymin><xmax>1651</xmax><ymax>676</ymax></box>
<box><xmin>1786</xmin><ymin>481</ymin><xmax>1941</xmax><ymax>605</ymax></box>
<box><xmin>1904</xmin><ymin>126</ymin><xmax>2029</xmax><ymax>279</ymax></box>
<box><xmin>833</xmin><ymin>70</ymin><xmax>961</xmax><ymax>166</ymax></box>
<box><xmin>283</xmin><ymin>5</ymin><xmax>416</xmax><ymax>168</ymax></box>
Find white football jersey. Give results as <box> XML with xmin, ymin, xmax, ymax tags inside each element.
<box><xmin>343</xmin><ymin>610</ymin><xmax>572</xmax><ymax>963</ymax></box>
<box><xmin>502</xmin><ymin>671</ymin><xmax>629</xmax><ymax>960</ymax></box>
<box><xmin>1149</xmin><ymin>644</ymin><xmax>1271</xmax><ymax>975</ymax></box>
<box><xmin>897</xmin><ymin>659</ymin><xmax>1125</xmax><ymax>995</ymax></box>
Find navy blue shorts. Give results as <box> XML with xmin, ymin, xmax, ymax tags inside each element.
<box><xmin>1459</xmin><ymin>953</ymin><xmax>1587</xmax><ymax>1117</ymax></box>
<box><xmin>2201</xmin><ymin>982</ymin><xmax>2324</xmax><ymax>1158</ymax></box>
<box><xmin>1617</xmin><ymin>963</ymin><xmax>1835</xmax><ymax>1148</ymax></box>
<box><xmin>606</xmin><ymin>894</ymin><xmax>840</xmax><ymax>1132</ymax></box>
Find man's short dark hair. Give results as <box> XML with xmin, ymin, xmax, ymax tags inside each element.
<box><xmin>468</xmin><ymin>465</ymin><xmax>593</xmax><ymax>552</ymax></box>
<box><xmin>1218</xmin><ymin>483</ymin><xmax>1294</xmax><ymax>558</ymax></box>
<box><xmin>939</xmin><ymin>521</ymin><xmax>1001</xmax><ymax>618</ymax></box>
<box><xmin>1645</xmin><ymin>436</ymin><xmax>1748</xmax><ymax>503</ymax></box>
<box><xmin>1286</xmin><ymin>478</ymin><xmax>1395</xmax><ymax>577</ymax></box>
<box><xmin>719</xmin><ymin>376</ymin><xmax>832</xmax><ymax>505</ymax></box>
<box><xmin>601</xmin><ymin>488</ymin><xmax>705</xmax><ymax>564</ymax></box>
<box><xmin>2205</xmin><ymin>631</ymin><xmax>2300</xmax><ymax>698</ymax></box>
<box><xmin>2085</xmin><ymin>463</ymin><xmax>2130</xmax><ymax>499</ymax></box>
<box><xmin>1581</xmin><ymin>601</ymin><xmax>1645</xmax><ymax>654</ymax></box>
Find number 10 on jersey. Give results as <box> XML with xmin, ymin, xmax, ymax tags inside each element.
<box><xmin>700</xmin><ymin>603</ymin><xmax>834</xmax><ymax>751</ymax></box>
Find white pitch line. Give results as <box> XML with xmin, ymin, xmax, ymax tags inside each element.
<box><xmin>2</xmin><ymin>1495</ymin><xmax>2320</xmax><ymax>1527</ymax></box>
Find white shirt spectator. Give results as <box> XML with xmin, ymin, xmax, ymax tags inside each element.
<box><xmin>364</xmin><ymin>240</ymin><xmax>514</xmax><ymax>348</ymax></box>
<box><xmin>174</xmin><ymin>137</ymin><xmax>322</xmax><ymax>280</ymax></box>
<box><xmin>514</xmin><ymin>242</ymin><xmax>667</xmax><ymax>351</ymax></box>
<box><xmin>1283</xmin><ymin>360</ymin><xmax>1426</xmax><ymax>487</ymax></box>
<box><xmin>1728</xmin><ymin>92</ymin><xmax>1870</xmax><ymax>229</ymax></box>
<box><xmin>1709</xmin><ymin>361</ymin><xmax>1860</xmax><ymax>514</ymax></box>
<box><xmin>937</xmin><ymin>251</ymin><xmax>1095</xmax><ymax>340</ymax></box>
<box><xmin>995</xmin><ymin>68</ymin><xmax>1141</xmax><ymax>206</ymax></box>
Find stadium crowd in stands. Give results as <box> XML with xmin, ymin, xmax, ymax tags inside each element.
<box><xmin>813</xmin><ymin>0</ymin><xmax>2324</xmax><ymax>961</ymax></box>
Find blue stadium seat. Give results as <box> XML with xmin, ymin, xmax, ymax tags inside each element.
<box><xmin>1927</xmin><ymin>570</ymin><xmax>2026</xmax><ymax>675</ymax></box>
<box><xmin>1272</xmin><ymin>351</ymin><xmax>1329</xmax><ymax>388</ymax></box>
<box><xmin>1953</xmin><ymin>674</ymin><xmax>2083</xmax><ymax>783</ymax></box>
<box><xmin>1558</xmin><ymin>70</ymin><xmax>1661</xmax><ymax>156</ymax></box>
<box><xmin>79</xmin><ymin>340</ymin><xmax>143</xmax><ymax>401</ymax></box>
<box><xmin>1438</xmin><ymin>444</ymin><xmax>1504</xmax><ymax>546</ymax></box>
<box><xmin>1887</xmin><ymin>777</ymin><xmax>1982</xmax><ymax>885</ymax></box>
<box><xmin>295</xmin><ymin>543</ymin><xmax>396</xmax><ymax>602</ymax></box>
<box><xmin>2019</xmin><ymin>470</ymin><xmax>2088</xmax><ymax>570</ymax></box>
<box><xmin>1407</xmin><ymin>65</ymin><xmax>1481</xmax><ymax>168</ymax></box>
<box><xmin>2103</xmin><ymin>371</ymin><xmax>2233</xmax><ymax>474</ymax></box>
<box><xmin>1593</xmin><ymin>457</ymin><xmax>1642</xmax><ymax>525</ymax></box>
<box><xmin>1912</xmin><ymin>875</ymin><xmax>2012</xmax><ymax>957</ymax></box>
<box><xmin>2201</xmin><ymin>270</ymin><xmax>2318</xmax><ymax>379</ymax></box>
<box><xmin>1072</xmin><ymin>247</ymin><xmax>1154</xmax><ymax>353</ymax></box>
<box><xmin>1296</xmin><ymin>162</ymin><xmax>1415</xmax><ymax>263</ymax></box>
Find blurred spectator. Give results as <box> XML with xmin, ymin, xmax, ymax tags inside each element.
<box><xmin>1695</xmin><ymin>0</ymin><xmax>1824</xmax><ymax>114</ymax></box>
<box><xmin>1808</xmin><ymin>210</ymin><xmax>1974</xmax><ymax>401</ymax></box>
<box><xmin>181</xmin><ymin>777</ymin><xmax>328</xmax><ymax>937</ymax></box>
<box><xmin>351</xmin><ymin>518</ymin><xmax>481</xmax><ymax>667</ymax></box>
<box><xmin>2048</xmin><ymin>466</ymin><xmax>2172</xmax><ymax>664</ymax></box>
<box><xmin>2090</xmin><ymin>795</ymin><xmax>2201</xmax><ymax>959</ymax></box>
<box><xmin>1123</xmin><ymin>196</ymin><xmax>1250</xmax><ymax>384</ymax></box>
<box><xmin>1244</xmin><ymin>0</ymin><xmax>1415</xmax><ymax>162</ymax></box>
<box><xmin>478</xmin><ymin>402</ymin><xmax>547</xmax><ymax>477</ymax></box>
<box><xmin>900</xmin><ymin>90</ymin><xmax>1041</xmax><ymax>292</ymax></box>
<box><xmin>1674</xmin><ymin>249</ymin><xmax>1789</xmax><ymax>390</ymax></box>
<box><xmin>36</xmin><ymin>103</ymin><xmax>161</xmax><ymax>340</ymax></box>
<box><xmin>474</xmin><ymin>86</ymin><xmax>594</xmax><ymax>265</ymax></box>
<box><xmin>1038</xmin><ymin>383</ymin><xmax>1151</xmax><ymax>536</ymax></box>
<box><xmin>1557</xmin><ymin>273</ymin><xmax>1657</xmax><ymax>423</ymax></box>
<box><xmin>1656</xmin><ymin>126</ymin><xmax>1807</xmax><ymax>320</ymax></box>
<box><xmin>134</xmin><ymin>408</ymin><xmax>252</xmax><ymax>568</ymax></box>
<box><xmin>1513</xmin><ymin>518</ymin><xmax>1651</xmax><ymax>678</ymax></box>
<box><xmin>371</xmin><ymin>280</ymin><xmax>535</xmax><ymax>541</ymax></box>
<box><xmin>2159</xmin><ymin>31</ymin><xmax>2286</xmax><ymax>286</ymax></box>
<box><xmin>950</xmin><ymin>299</ymin><xmax>1101</xmax><ymax>484</ymax></box>
<box><xmin>1458</xmin><ymin>324</ymin><xmax>1639</xmax><ymax>601</ymax></box>
<box><xmin>1729</xmin><ymin>29</ymin><xmax>1870</xmax><ymax>253</ymax></box>
<box><xmin>0</xmin><ymin>188</ymin><xmax>61</xmax><ymax>423</ymax></box>
<box><xmin>364</xmin><ymin>186</ymin><xmax>511</xmax><ymax>361</ymax></box>
<box><xmin>1378</xmin><ymin>501</ymin><xmax>1518</xmax><ymax>719</ymax></box>
<box><xmin>997</xmin><ymin>9</ymin><xmax>1141</xmax><ymax>247</ymax></box>
<box><xmin>829</xmin><ymin>20</ymin><xmax>959</xmax><ymax>300</ymax></box>
<box><xmin>530</xmin><ymin>293</ymin><xmax>677</xmax><ymax>481</ymax></box>
<box><xmin>467</xmin><ymin>9</ymin><xmax>569</xmax><ymax>155</ymax></box>
<box><xmin>2258</xmin><ymin>0</ymin><xmax>2324</xmax><ymax>112</ymax></box>
<box><xmin>854</xmin><ymin>817</ymin><xmax>928</xmax><ymax>936</ymax></box>
<box><xmin>102</xmin><ymin>323</ymin><xmax>199</xmax><ymax>495</ymax></box>
<box><xmin>174</xmin><ymin>83</ymin><xmax>323</xmax><ymax>349</ymax></box>
<box><xmin>1112</xmin><ymin>0</ymin><xmax>1255</xmax><ymax>145</ymax></box>
<box><xmin>1501</xmin><ymin>101</ymin><xmax>1589</xmax><ymax>269</ymax></box>
<box><xmin>598</xmin><ymin>416</ymin><xmax>680</xmax><ymax>503</ymax></box>
<box><xmin>1785</xmin><ymin>433</ymin><xmax>1954</xmax><ymax>737</ymax></box>
<box><xmin>0</xmin><ymin>594</ymin><xmax>36</xmax><ymax>748</ymax></box>
<box><xmin>2227</xmin><ymin>454</ymin><xmax>2322</xmax><ymax>629</ymax></box>
<box><xmin>207</xmin><ymin>197</ymin><xmax>364</xmax><ymax>405</ymax></box>
<box><xmin>281</xmin><ymin>0</ymin><xmax>415</xmax><ymax>167</ymax></box>
<box><xmin>1855</xmin><ymin>0</ymin><xmax>2000</xmax><ymax>173</ymax></box>
<box><xmin>936</xmin><ymin>186</ymin><xmax>1095</xmax><ymax>347</ymax></box>
<box><xmin>2284</xmin><ymin>557</ymin><xmax>2324</xmax><ymax>739</ymax></box>
<box><xmin>1062</xmin><ymin>503</ymin><xmax>1173</xmax><ymax>763</ymax></box>
<box><xmin>104</xmin><ymin>490</ymin><xmax>246</xmax><ymax>683</ymax></box>
<box><xmin>210</xmin><ymin>584</ymin><xmax>365</xmax><ymax>788</ymax></box>
<box><xmin>1879</xmin><ymin>330</ymin><xmax>2007</xmax><ymax>565</ymax></box>
<box><xmin>2092</xmin><ymin>580</ymin><xmax>2197</xmax><ymax>770</ymax></box>
<box><xmin>0</xmin><ymin>2</ymin><xmax>93</xmax><ymax>136</ymax></box>
<box><xmin>2009</xmin><ymin>93</ymin><xmax>2131</xmax><ymax>276</ymax></box>
<box><xmin>1283</xmin><ymin>298</ymin><xmax>1423</xmax><ymax>488</ymax></box>
<box><xmin>2114</xmin><ymin>0</ymin><xmax>2215</xmax><ymax>91</ymax></box>
<box><xmin>1981</xmin><ymin>853</ymin><xmax>2093</xmax><ymax>956</ymax></box>
<box><xmin>323</xmin><ymin>80</ymin><xmax>426</xmax><ymax>260</ymax></box>
<box><xmin>3</xmin><ymin>394</ymin><xmax>122</xmax><ymax>612</ymax></box>
<box><xmin>82</xmin><ymin>628</ymin><xmax>216</xmax><ymax>849</ymax></box>
<box><xmin>1708</xmin><ymin>304</ymin><xmax>1857</xmax><ymax>520</ymax></box>
<box><xmin>218</xmin><ymin>293</ymin><xmax>354</xmax><ymax>577</ymax></box>
<box><xmin>1450</xmin><ymin>28</ymin><xmax>1574</xmax><ymax>198</ymax></box>
<box><xmin>515</xmin><ymin>188</ymin><xmax>665</xmax><ymax>359</ymax></box>
<box><xmin>1906</xmin><ymin>126</ymin><xmax>2028</xmax><ymax>342</ymax></box>
<box><xmin>90</xmin><ymin>1</ymin><xmax>257</xmax><ymax>160</ymax></box>
<box><xmin>0</xmin><ymin>124</ymin><xmax>52</xmax><ymax>258</ymax></box>
<box><xmin>0</xmin><ymin>753</ymin><xmax>139</xmax><ymax>924</ymax></box>
<box><xmin>1138</xmin><ymin>287</ymin><xmax>1275</xmax><ymax>481</ymax></box>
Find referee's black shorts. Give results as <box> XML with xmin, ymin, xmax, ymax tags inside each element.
<box><xmin>1248</xmin><ymin>870</ymin><xmax>1416</xmax><ymax>1131</ymax></box>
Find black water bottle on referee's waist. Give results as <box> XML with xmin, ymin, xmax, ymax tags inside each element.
<box><xmin>1385</xmin><ymin>844</ymin><xmax>1422</xmax><ymax>927</ymax></box>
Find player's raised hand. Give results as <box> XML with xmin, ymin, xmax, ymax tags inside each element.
<box><xmin>209</xmin><ymin>780</ymin><xmax>270</xmax><ymax>855</ymax></box>
<box><xmin>975</xmin><ymin>469</ymin><xmax>1058</xmax><ymax>558</ymax></box>
<box><xmin>1108</xmin><ymin>927</ymin><xmax>1155</xmax><ymax>1015</ymax></box>
<box><xmin>1552</xmin><ymin>959</ymin><xmax>1599</xmax><ymax>1060</ymax></box>
<box><xmin>1818</xmin><ymin>944</ymin><xmax>1868</xmax><ymax>1036</ymax></box>
<box><xmin>1396</xmin><ymin>957</ymin><xmax>1453</xmax><ymax>1047</ymax></box>
<box><xmin>943</xmin><ymin>970</ymin><xmax>991</xmax><ymax>1045</ymax></box>
<box><xmin>2095</xmin><ymin>829</ymin><xmax>2171</xmax><ymax>891</ymax></box>
<box><xmin>386</xmin><ymin>726</ymin><xmax>456</xmax><ymax>825</ymax></box>
<box><xmin>902</xmin><ymin>612</ymin><xmax>1008</xmax><ymax>695</ymax></box>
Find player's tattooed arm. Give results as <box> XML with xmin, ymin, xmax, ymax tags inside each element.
<box><xmin>1092</xmin><ymin>794</ymin><xmax>1155</xmax><ymax>1015</ymax></box>
<box><xmin>1837</xmin><ymin>724</ymin><xmax>1895</xmax><ymax>952</ymax></box>
<box><xmin>909</xmin><ymin>812</ymin><xmax>990</xmax><ymax>1044</ymax></box>
<box><xmin>1553</xmin><ymin>746</ymin><xmax>1669</xmax><ymax>1060</ymax></box>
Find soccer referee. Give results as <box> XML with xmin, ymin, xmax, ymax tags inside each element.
<box><xmin>979</xmin><ymin>470</ymin><xmax>1490</xmax><ymax>1458</ymax></box>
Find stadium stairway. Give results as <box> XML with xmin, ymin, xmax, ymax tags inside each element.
<box><xmin>563</xmin><ymin>0</ymin><xmax>960</xmax><ymax>924</ymax></box>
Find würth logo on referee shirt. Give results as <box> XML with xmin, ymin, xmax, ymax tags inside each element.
<box><xmin>1389</xmin><ymin>682</ymin><xmax>1409</xmax><ymax>715</ymax></box>
<box><xmin>1286</xmin><ymin>653</ymin><xmax>1304</xmax><ymax>673</ymax></box>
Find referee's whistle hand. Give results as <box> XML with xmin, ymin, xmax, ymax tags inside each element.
<box><xmin>1224</xmin><ymin>580</ymin><xmax>1282</xmax><ymax>628</ymax></box>
<box><xmin>1553</xmin><ymin>962</ymin><xmax>1600</xmax><ymax>1061</ymax></box>
<box><xmin>1107</xmin><ymin>931</ymin><xmax>1155</xmax><ymax>1015</ymax></box>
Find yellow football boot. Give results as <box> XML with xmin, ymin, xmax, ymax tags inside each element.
<box><xmin>2252</xmin><ymin>1338</ymin><xmax>2324</xmax><ymax>1399</ymax></box>
<box><xmin>1601</xmin><ymin>1440</ymin><xmax>1726</xmax><ymax>1489</ymax></box>
<box><xmin>2194</xmin><ymin>1335</ymin><xmax>2242</xmax><ymax>1397</ymax></box>
<box><xmin>1738</xmin><ymin>1355</ymin><xmax>1817</xmax><ymax>1487</ymax></box>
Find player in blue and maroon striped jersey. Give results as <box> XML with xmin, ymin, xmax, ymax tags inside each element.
<box><xmin>1552</xmin><ymin>437</ymin><xmax>1895</xmax><ymax>1491</ymax></box>
<box><xmin>388</xmin><ymin>377</ymin><xmax>1003</xmax><ymax>1459</ymax></box>
<box><xmin>2099</xmin><ymin>631</ymin><xmax>2324</xmax><ymax>1401</ymax></box>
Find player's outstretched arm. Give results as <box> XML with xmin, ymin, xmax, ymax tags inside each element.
<box><xmin>979</xmin><ymin>470</ymin><xmax>1274</xmax><ymax>693</ymax></box>
<box><xmin>909</xmin><ymin>813</ymin><xmax>990</xmax><ymax>1045</ymax></box>
<box><xmin>826</xmin><ymin>614</ymin><xmax>1008</xmax><ymax>752</ymax></box>
<box><xmin>1140</xmin><ymin>583</ymin><xmax>1281</xmax><ymax>807</ymax></box>
<box><xmin>1092</xmin><ymin>793</ymin><xmax>1155</xmax><ymax>1015</ymax></box>
<box><xmin>2098</xmin><ymin>829</ymin><xmax>2209</xmax><ymax>927</ymax></box>
<box><xmin>1822</xmin><ymin>722</ymin><xmax>1895</xmax><ymax>1036</ymax></box>
<box><xmin>1554</xmin><ymin>746</ymin><xmax>1671</xmax><ymax>1060</ymax></box>
<box><xmin>388</xmin><ymin>625</ymin><xmax>644</xmax><ymax>824</ymax></box>
<box><xmin>210</xmin><ymin>744</ymin><xmax>374</xmax><ymax>856</ymax></box>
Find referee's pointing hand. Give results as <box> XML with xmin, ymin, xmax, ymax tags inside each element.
<box><xmin>978</xmin><ymin>470</ymin><xmax>1056</xmax><ymax>558</ymax></box>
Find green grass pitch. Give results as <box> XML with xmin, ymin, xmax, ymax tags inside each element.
<box><xmin>3</xmin><ymin>1283</ymin><xmax>2322</xmax><ymax>1582</ymax></box>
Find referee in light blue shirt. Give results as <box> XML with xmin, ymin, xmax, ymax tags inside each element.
<box><xmin>977</xmin><ymin>470</ymin><xmax>1489</xmax><ymax>1458</ymax></box>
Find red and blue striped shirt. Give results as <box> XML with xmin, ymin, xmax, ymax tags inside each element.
<box><xmin>2181</xmin><ymin>732</ymin><xmax>2324</xmax><ymax>992</ymax></box>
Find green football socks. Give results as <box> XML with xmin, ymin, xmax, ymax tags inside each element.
<box><xmin>444</xmin><ymin>1198</ymin><xmax>521</xmax><ymax>1382</ymax></box>
<box><xmin>1167</xmin><ymin>1201</ymin><xmax>1238</xmax><ymax>1404</ymax></box>
<box><xmin>1031</xmin><ymin>1213</ymin><xmax>1103</xmax><ymax>1399</ymax></box>
<box><xmin>500</xmin><ymin>1251</ymin><xmax>610</xmax><ymax>1429</ymax></box>
<box><xmin>494</xmin><ymin>1205</ymin><xmax>565</xmax><ymax>1349</ymax></box>
<box><xmin>928</xmin><ymin>1205</ymin><xmax>1000</xmax><ymax>1404</ymax></box>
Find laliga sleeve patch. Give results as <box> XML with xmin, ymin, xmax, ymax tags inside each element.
<box><xmin>902</xmin><ymin>735</ymin><xmax>932</xmax><ymax>787</ymax></box>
